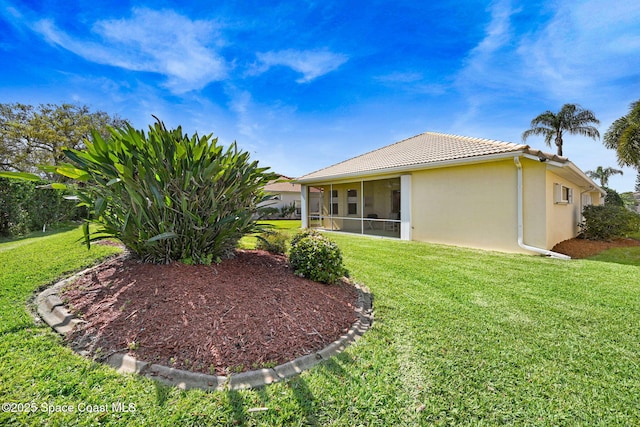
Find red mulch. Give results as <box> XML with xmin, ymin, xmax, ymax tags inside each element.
<box><xmin>62</xmin><ymin>250</ymin><xmax>358</xmax><ymax>376</ymax></box>
<box><xmin>551</xmin><ymin>237</ymin><xmax>640</xmax><ymax>259</ymax></box>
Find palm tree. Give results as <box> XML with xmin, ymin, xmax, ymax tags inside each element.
<box><xmin>603</xmin><ymin>99</ymin><xmax>640</xmax><ymax>169</ymax></box>
<box><xmin>522</xmin><ymin>103</ymin><xmax>600</xmax><ymax>156</ymax></box>
<box><xmin>585</xmin><ymin>166</ymin><xmax>623</xmax><ymax>187</ymax></box>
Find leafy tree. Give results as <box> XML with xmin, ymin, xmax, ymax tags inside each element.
<box><xmin>522</xmin><ymin>103</ymin><xmax>600</xmax><ymax>156</ymax></box>
<box><xmin>0</xmin><ymin>103</ymin><xmax>128</xmax><ymax>179</ymax></box>
<box><xmin>604</xmin><ymin>99</ymin><xmax>640</xmax><ymax>169</ymax></box>
<box><xmin>636</xmin><ymin>172</ymin><xmax>640</xmax><ymax>192</ymax></box>
<box><xmin>585</xmin><ymin>166</ymin><xmax>623</xmax><ymax>187</ymax></box>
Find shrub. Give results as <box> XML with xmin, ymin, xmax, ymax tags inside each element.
<box><xmin>52</xmin><ymin>119</ymin><xmax>276</xmax><ymax>264</ymax></box>
<box><xmin>0</xmin><ymin>178</ymin><xmax>32</xmax><ymax>236</ymax></box>
<box><xmin>279</xmin><ymin>202</ymin><xmax>297</xmax><ymax>218</ymax></box>
<box><xmin>289</xmin><ymin>228</ymin><xmax>319</xmax><ymax>247</ymax></box>
<box><xmin>256</xmin><ymin>230</ymin><xmax>288</xmax><ymax>255</ymax></box>
<box><xmin>604</xmin><ymin>187</ymin><xmax>625</xmax><ymax>207</ymax></box>
<box><xmin>580</xmin><ymin>204</ymin><xmax>640</xmax><ymax>240</ymax></box>
<box><xmin>289</xmin><ymin>230</ymin><xmax>347</xmax><ymax>284</ymax></box>
<box><xmin>257</xmin><ymin>206</ymin><xmax>279</xmax><ymax>219</ymax></box>
<box><xmin>0</xmin><ymin>177</ymin><xmax>79</xmax><ymax>236</ymax></box>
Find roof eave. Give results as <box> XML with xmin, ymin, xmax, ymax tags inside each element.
<box><xmin>296</xmin><ymin>150</ymin><xmax>526</xmax><ymax>184</ymax></box>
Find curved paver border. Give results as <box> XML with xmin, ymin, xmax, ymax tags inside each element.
<box><xmin>34</xmin><ymin>257</ymin><xmax>374</xmax><ymax>391</ymax></box>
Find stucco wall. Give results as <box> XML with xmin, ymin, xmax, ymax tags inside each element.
<box><xmin>544</xmin><ymin>170</ymin><xmax>583</xmax><ymax>248</ymax></box>
<box><xmin>410</xmin><ymin>159</ymin><xmax>527</xmax><ymax>253</ymax></box>
<box><xmin>521</xmin><ymin>159</ymin><xmax>548</xmax><ymax>249</ymax></box>
<box><xmin>261</xmin><ymin>191</ymin><xmax>300</xmax><ymax>210</ymax></box>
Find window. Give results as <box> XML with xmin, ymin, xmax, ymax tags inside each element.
<box><xmin>347</xmin><ymin>189</ymin><xmax>358</xmax><ymax>215</ymax></box>
<box><xmin>331</xmin><ymin>189</ymin><xmax>339</xmax><ymax>215</ymax></box>
<box><xmin>554</xmin><ymin>183</ymin><xmax>573</xmax><ymax>204</ymax></box>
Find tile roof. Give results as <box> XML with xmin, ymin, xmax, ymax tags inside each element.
<box><xmin>264</xmin><ymin>180</ymin><xmax>302</xmax><ymax>193</ymax></box>
<box><xmin>297</xmin><ymin>131</ymin><xmax>566</xmax><ymax>182</ymax></box>
<box><xmin>264</xmin><ymin>178</ymin><xmax>321</xmax><ymax>193</ymax></box>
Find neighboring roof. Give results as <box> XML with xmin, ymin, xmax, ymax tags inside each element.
<box><xmin>264</xmin><ymin>176</ymin><xmax>321</xmax><ymax>193</ymax></box>
<box><xmin>264</xmin><ymin>180</ymin><xmax>302</xmax><ymax>193</ymax></box>
<box><xmin>297</xmin><ymin>132</ymin><xmax>569</xmax><ymax>182</ymax></box>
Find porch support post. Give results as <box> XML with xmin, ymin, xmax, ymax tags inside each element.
<box><xmin>360</xmin><ymin>180</ymin><xmax>364</xmax><ymax>234</ymax></box>
<box><xmin>400</xmin><ymin>174</ymin><xmax>412</xmax><ymax>240</ymax></box>
<box><xmin>301</xmin><ymin>185</ymin><xmax>308</xmax><ymax>229</ymax></box>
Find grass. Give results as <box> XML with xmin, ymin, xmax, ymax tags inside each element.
<box><xmin>1</xmin><ymin>224</ymin><xmax>639</xmax><ymax>425</ymax></box>
<box><xmin>587</xmin><ymin>246</ymin><xmax>640</xmax><ymax>265</ymax></box>
<box><xmin>585</xmin><ymin>229</ymin><xmax>640</xmax><ymax>266</ymax></box>
<box><xmin>238</xmin><ymin>219</ymin><xmax>302</xmax><ymax>249</ymax></box>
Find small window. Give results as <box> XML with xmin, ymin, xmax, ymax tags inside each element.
<box><xmin>348</xmin><ymin>203</ymin><xmax>357</xmax><ymax>215</ymax></box>
<box><xmin>554</xmin><ymin>184</ymin><xmax>573</xmax><ymax>204</ymax></box>
<box><xmin>331</xmin><ymin>190</ymin><xmax>338</xmax><ymax>198</ymax></box>
<box><xmin>347</xmin><ymin>189</ymin><xmax>357</xmax><ymax>197</ymax></box>
<box><xmin>332</xmin><ymin>203</ymin><xmax>339</xmax><ymax>215</ymax></box>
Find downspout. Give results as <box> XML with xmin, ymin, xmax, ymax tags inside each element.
<box><xmin>514</xmin><ymin>156</ymin><xmax>571</xmax><ymax>259</ymax></box>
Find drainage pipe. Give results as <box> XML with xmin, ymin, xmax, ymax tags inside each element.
<box><xmin>514</xmin><ymin>157</ymin><xmax>571</xmax><ymax>259</ymax></box>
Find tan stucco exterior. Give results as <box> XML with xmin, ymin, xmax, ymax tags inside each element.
<box><xmin>411</xmin><ymin>159</ymin><xmax>525</xmax><ymax>253</ymax></box>
<box><xmin>299</xmin><ymin>153</ymin><xmax>604</xmax><ymax>255</ymax></box>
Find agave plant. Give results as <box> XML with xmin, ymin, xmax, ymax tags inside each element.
<box><xmin>48</xmin><ymin>119</ymin><xmax>276</xmax><ymax>264</ymax></box>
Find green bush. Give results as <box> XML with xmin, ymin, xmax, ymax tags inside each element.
<box><xmin>0</xmin><ymin>178</ymin><xmax>31</xmax><ymax>236</ymax></box>
<box><xmin>580</xmin><ymin>204</ymin><xmax>640</xmax><ymax>240</ymax></box>
<box><xmin>604</xmin><ymin>187</ymin><xmax>625</xmax><ymax>207</ymax></box>
<box><xmin>255</xmin><ymin>230</ymin><xmax>288</xmax><ymax>254</ymax></box>
<box><xmin>0</xmin><ymin>177</ymin><xmax>79</xmax><ymax>236</ymax></box>
<box><xmin>289</xmin><ymin>230</ymin><xmax>347</xmax><ymax>284</ymax></box>
<box><xmin>289</xmin><ymin>228</ymin><xmax>319</xmax><ymax>247</ymax></box>
<box><xmin>257</xmin><ymin>206</ymin><xmax>280</xmax><ymax>219</ymax></box>
<box><xmin>52</xmin><ymin>119</ymin><xmax>276</xmax><ymax>264</ymax></box>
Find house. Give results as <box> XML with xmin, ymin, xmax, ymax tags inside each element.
<box><xmin>260</xmin><ymin>176</ymin><xmax>303</xmax><ymax>218</ymax></box>
<box><xmin>296</xmin><ymin>132</ymin><xmax>605</xmax><ymax>256</ymax></box>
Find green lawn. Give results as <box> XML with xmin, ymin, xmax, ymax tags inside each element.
<box><xmin>238</xmin><ymin>219</ymin><xmax>302</xmax><ymax>249</ymax></box>
<box><xmin>1</xmin><ymin>225</ymin><xmax>639</xmax><ymax>426</ymax></box>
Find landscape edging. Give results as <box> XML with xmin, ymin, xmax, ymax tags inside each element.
<box><xmin>34</xmin><ymin>256</ymin><xmax>374</xmax><ymax>391</ymax></box>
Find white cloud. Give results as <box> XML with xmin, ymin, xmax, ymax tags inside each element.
<box><xmin>452</xmin><ymin>0</ymin><xmax>640</xmax><ymax>134</ymax></box>
<box><xmin>517</xmin><ymin>0</ymin><xmax>640</xmax><ymax>98</ymax></box>
<box><xmin>32</xmin><ymin>8</ymin><xmax>228</xmax><ymax>93</ymax></box>
<box><xmin>254</xmin><ymin>49</ymin><xmax>348</xmax><ymax>83</ymax></box>
<box><xmin>452</xmin><ymin>0</ymin><xmax>520</xmax><ymax>127</ymax></box>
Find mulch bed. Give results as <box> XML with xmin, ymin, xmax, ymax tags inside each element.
<box><xmin>551</xmin><ymin>237</ymin><xmax>640</xmax><ymax>258</ymax></box>
<box><xmin>62</xmin><ymin>250</ymin><xmax>359</xmax><ymax>376</ymax></box>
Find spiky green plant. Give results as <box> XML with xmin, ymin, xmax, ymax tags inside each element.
<box><xmin>52</xmin><ymin>119</ymin><xmax>276</xmax><ymax>264</ymax></box>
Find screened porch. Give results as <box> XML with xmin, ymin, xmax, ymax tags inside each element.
<box><xmin>305</xmin><ymin>177</ymin><xmax>402</xmax><ymax>238</ymax></box>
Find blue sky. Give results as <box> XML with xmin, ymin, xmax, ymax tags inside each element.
<box><xmin>1</xmin><ymin>0</ymin><xmax>639</xmax><ymax>191</ymax></box>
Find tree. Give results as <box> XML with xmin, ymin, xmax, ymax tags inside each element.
<box><xmin>522</xmin><ymin>103</ymin><xmax>600</xmax><ymax>156</ymax></box>
<box><xmin>636</xmin><ymin>172</ymin><xmax>640</xmax><ymax>192</ymax></box>
<box><xmin>0</xmin><ymin>103</ymin><xmax>128</xmax><ymax>179</ymax></box>
<box><xmin>585</xmin><ymin>166</ymin><xmax>623</xmax><ymax>187</ymax></box>
<box><xmin>603</xmin><ymin>99</ymin><xmax>640</xmax><ymax>169</ymax></box>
